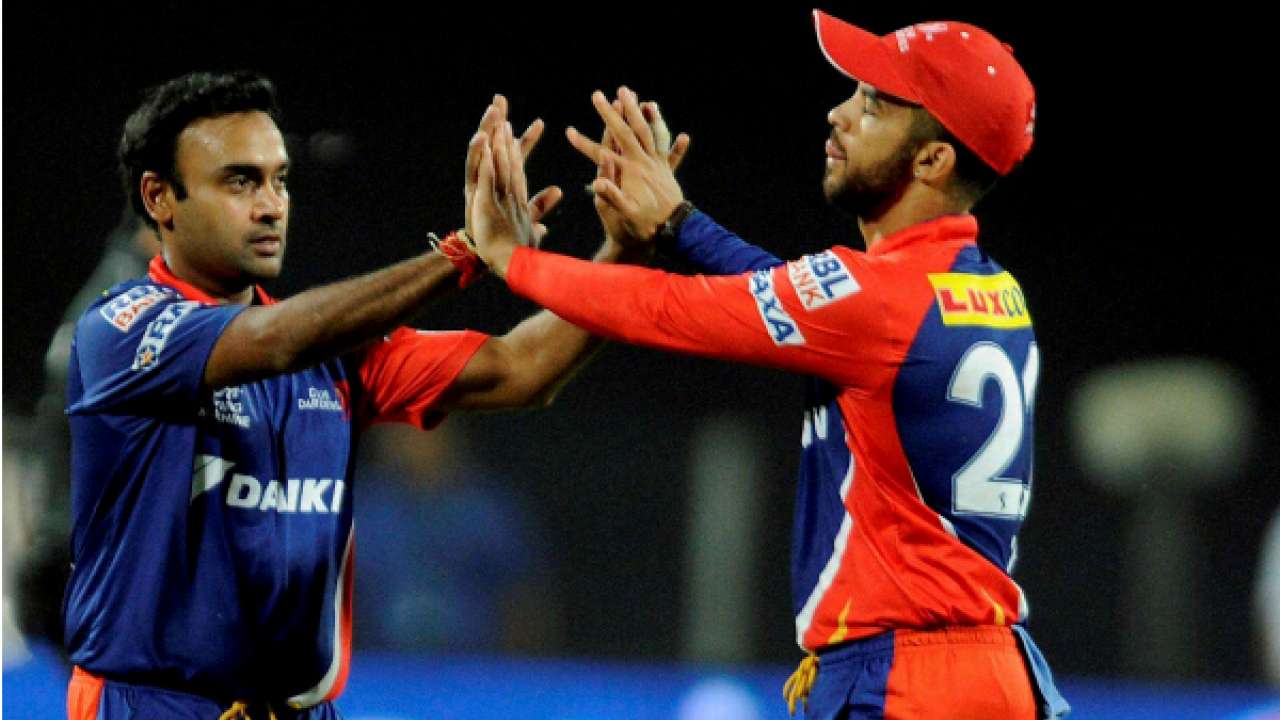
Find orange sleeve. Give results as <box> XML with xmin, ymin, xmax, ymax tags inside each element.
<box><xmin>354</xmin><ymin>327</ymin><xmax>488</xmax><ymax>429</ymax></box>
<box><xmin>505</xmin><ymin>246</ymin><xmax>890</xmax><ymax>388</ymax></box>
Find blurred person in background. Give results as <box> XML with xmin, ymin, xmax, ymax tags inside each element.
<box><xmin>467</xmin><ymin>11</ymin><xmax>1068</xmax><ymax>720</ymax></box>
<box><xmin>12</xmin><ymin>208</ymin><xmax>159</xmax><ymax>654</ymax></box>
<box><xmin>354</xmin><ymin>421</ymin><xmax>561</xmax><ymax>654</ymax></box>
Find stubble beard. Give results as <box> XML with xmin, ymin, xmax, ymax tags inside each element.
<box><xmin>823</xmin><ymin>140</ymin><xmax>918</xmax><ymax>221</ymax></box>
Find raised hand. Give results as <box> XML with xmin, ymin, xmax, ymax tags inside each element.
<box><xmin>464</xmin><ymin>95</ymin><xmax>562</xmax><ymax>245</ymax></box>
<box><xmin>567</xmin><ymin>88</ymin><xmax>690</xmax><ymax>245</ymax></box>
<box><xmin>469</xmin><ymin>121</ymin><xmax>539</xmax><ymax>276</ymax></box>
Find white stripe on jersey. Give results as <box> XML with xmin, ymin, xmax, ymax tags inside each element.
<box><xmin>794</xmin><ymin>448</ymin><xmax>856</xmax><ymax>649</ymax></box>
<box><xmin>289</xmin><ymin>526</ymin><xmax>353</xmax><ymax>707</ymax></box>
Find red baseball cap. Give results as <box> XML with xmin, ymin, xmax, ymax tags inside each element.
<box><xmin>812</xmin><ymin>10</ymin><xmax>1036</xmax><ymax>175</ymax></box>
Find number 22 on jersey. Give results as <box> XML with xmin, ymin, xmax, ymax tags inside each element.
<box><xmin>947</xmin><ymin>341</ymin><xmax>1039</xmax><ymax>520</ymax></box>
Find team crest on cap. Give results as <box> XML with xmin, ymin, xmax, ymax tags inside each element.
<box><xmin>896</xmin><ymin>23</ymin><xmax>951</xmax><ymax>53</ymax></box>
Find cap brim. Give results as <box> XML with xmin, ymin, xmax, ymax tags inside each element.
<box><xmin>812</xmin><ymin>10</ymin><xmax>919</xmax><ymax>103</ymax></box>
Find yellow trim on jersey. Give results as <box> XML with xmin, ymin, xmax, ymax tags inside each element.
<box><xmin>980</xmin><ymin>588</ymin><xmax>1008</xmax><ymax>626</ymax></box>
<box><xmin>928</xmin><ymin>272</ymin><xmax>1032</xmax><ymax>329</ymax></box>
<box><xmin>827</xmin><ymin>598</ymin><xmax>853</xmax><ymax>645</ymax></box>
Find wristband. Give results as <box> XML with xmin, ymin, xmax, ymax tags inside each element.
<box><xmin>656</xmin><ymin>201</ymin><xmax>695</xmax><ymax>243</ymax></box>
<box><xmin>428</xmin><ymin>230</ymin><xmax>486</xmax><ymax>288</ymax></box>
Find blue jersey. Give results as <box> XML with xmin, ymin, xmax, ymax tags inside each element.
<box><xmin>63</xmin><ymin>257</ymin><xmax>486</xmax><ymax>705</ymax></box>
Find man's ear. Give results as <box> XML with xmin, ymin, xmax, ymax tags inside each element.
<box><xmin>913</xmin><ymin>141</ymin><xmax>957</xmax><ymax>185</ymax></box>
<box><xmin>140</xmin><ymin>171</ymin><xmax>174</xmax><ymax>229</ymax></box>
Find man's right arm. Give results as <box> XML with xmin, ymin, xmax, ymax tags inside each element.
<box><xmin>205</xmin><ymin>251</ymin><xmax>460</xmax><ymax>388</ymax></box>
<box><xmin>666</xmin><ymin>209</ymin><xmax>782</xmax><ymax>273</ymax></box>
<box><xmin>208</xmin><ymin>93</ymin><xmax>553</xmax><ymax>390</ymax></box>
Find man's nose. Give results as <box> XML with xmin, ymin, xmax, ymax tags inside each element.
<box><xmin>828</xmin><ymin>99</ymin><xmax>856</xmax><ymax>130</ymax></box>
<box><xmin>253</xmin><ymin>185</ymin><xmax>286</xmax><ymax>221</ymax></box>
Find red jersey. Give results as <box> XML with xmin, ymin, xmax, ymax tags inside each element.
<box><xmin>506</xmin><ymin>214</ymin><xmax>1038</xmax><ymax>651</ymax></box>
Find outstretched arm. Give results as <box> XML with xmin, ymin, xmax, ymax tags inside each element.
<box><xmin>204</xmin><ymin>97</ymin><xmax>554</xmax><ymax>390</ymax></box>
<box><xmin>468</xmin><ymin>94</ymin><xmax>879</xmax><ymax>389</ymax></box>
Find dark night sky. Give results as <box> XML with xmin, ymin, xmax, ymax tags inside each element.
<box><xmin>3</xmin><ymin>5</ymin><xmax>1272</xmax><ymax>680</ymax></box>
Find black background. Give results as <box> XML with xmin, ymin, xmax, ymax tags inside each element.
<box><xmin>4</xmin><ymin>4</ymin><xmax>1272</xmax><ymax>680</ymax></box>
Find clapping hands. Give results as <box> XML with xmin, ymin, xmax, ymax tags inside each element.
<box><xmin>466</xmin><ymin>88</ymin><xmax>691</xmax><ymax>275</ymax></box>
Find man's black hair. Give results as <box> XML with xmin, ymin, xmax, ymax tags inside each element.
<box><xmin>908</xmin><ymin>109</ymin><xmax>1001</xmax><ymax>206</ymax></box>
<box><xmin>118</xmin><ymin>71</ymin><xmax>282</xmax><ymax>229</ymax></box>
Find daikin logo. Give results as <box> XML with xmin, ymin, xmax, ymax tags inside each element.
<box><xmin>190</xmin><ymin>455</ymin><xmax>345</xmax><ymax>514</ymax></box>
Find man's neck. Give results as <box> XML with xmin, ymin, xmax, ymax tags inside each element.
<box><xmin>857</xmin><ymin>188</ymin><xmax>971</xmax><ymax>249</ymax></box>
<box><xmin>162</xmin><ymin>249</ymin><xmax>255</xmax><ymax>305</ymax></box>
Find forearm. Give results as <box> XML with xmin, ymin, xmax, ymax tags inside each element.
<box><xmin>456</xmin><ymin>240</ymin><xmax>645</xmax><ymax>410</ymax></box>
<box><xmin>665</xmin><ymin>209</ymin><xmax>783</xmax><ymax>273</ymax></box>
<box><xmin>207</xmin><ymin>251</ymin><xmax>460</xmax><ymax>387</ymax></box>
<box><xmin>504</xmin><ymin>246</ymin><xmax>837</xmax><ymax>380</ymax></box>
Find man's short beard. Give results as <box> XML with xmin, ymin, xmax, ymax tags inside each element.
<box><xmin>825</xmin><ymin>138</ymin><xmax>919</xmax><ymax>220</ymax></box>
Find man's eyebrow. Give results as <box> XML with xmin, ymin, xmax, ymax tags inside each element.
<box><xmin>220</xmin><ymin>162</ymin><xmax>290</xmax><ymax>177</ymax></box>
<box><xmin>864</xmin><ymin>85</ymin><xmax>918</xmax><ymax>110</ymax></box>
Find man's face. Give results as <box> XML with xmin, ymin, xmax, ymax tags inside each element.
<box><xmin>167</xmin><ymin>111</ymin><xmax>290</xmax><ymax>289</ymax></box>
<box><xmin>823</xmin><ymin>83</ymin><xmax>920</xmax><ymax>219</ymax></box>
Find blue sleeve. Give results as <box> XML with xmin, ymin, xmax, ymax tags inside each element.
<box><xmin>670</xmin><ymin>209</ymin><xmax>783</xmax><ymax>273</ymax></box>
<box><xmin>68</xmin><ymin>285</ymin><xmax>246</xmax><ymax>415</ymax></box>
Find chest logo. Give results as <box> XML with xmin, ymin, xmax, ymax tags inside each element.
<box><xmin>298</xmin><ymin>386</ymin><xmax>345</xmax><ymax>414</ymax></box>
<box><xmin>199</xmin><ymin>386</ymin><xmax>252</xmax><ymax>428</ymax></box>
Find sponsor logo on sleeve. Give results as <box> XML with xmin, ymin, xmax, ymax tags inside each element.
<box><xmin>131</xmin><ymin>301</ymin><xmax>198</xmax><ymax>371</ymax></box>
<box><xmin>928</xmin><ymin>272</ymin><xmax>1032</xmax><ymax>329</ymax></box>
<box><xmin>750</xmin><ymin>269</ymin><xmax>806</xmax><ymax>346</ymax></box>
<box><xmin>99</xmin><ymin>286</ymin><xmax>173</xmax><ymax>332</ymax></box>
<box><xmin>786</xmin><ymin>250</ymin><xmax>860</xmax><ymax>311</ymax></box>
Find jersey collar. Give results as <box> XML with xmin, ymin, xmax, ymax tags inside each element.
<box><xmin>866</xmin><ymin>214</ymin><xmax>978</xmax><ymax>257</ymax></box>
<box><xmin>147</xmin><ymin>256</ymin><xmax>277</xmax><ymax>306</ymax></box>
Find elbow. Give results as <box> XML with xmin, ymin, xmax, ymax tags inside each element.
<box><xmin>524</xmin><ymin>385</ymin><xmax>560</xmax><ymax>411</ymax></box>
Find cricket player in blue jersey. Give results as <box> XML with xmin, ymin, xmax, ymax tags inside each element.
<box><xmin>62</xmin><ymin>71</ymin><xmax>642</xmax><ymax>719</ymax></box>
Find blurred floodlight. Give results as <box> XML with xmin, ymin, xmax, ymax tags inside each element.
<box><xmin>1070</xmin><ymin>357</ymin><xmax>1254</xmax><ymax>492</ymax></box>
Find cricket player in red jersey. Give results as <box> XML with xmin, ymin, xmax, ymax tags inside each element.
<box><xmin>465</xmin><ymin>11</ymin><xmax>1070</xmax><ymax>720</ymax></box>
